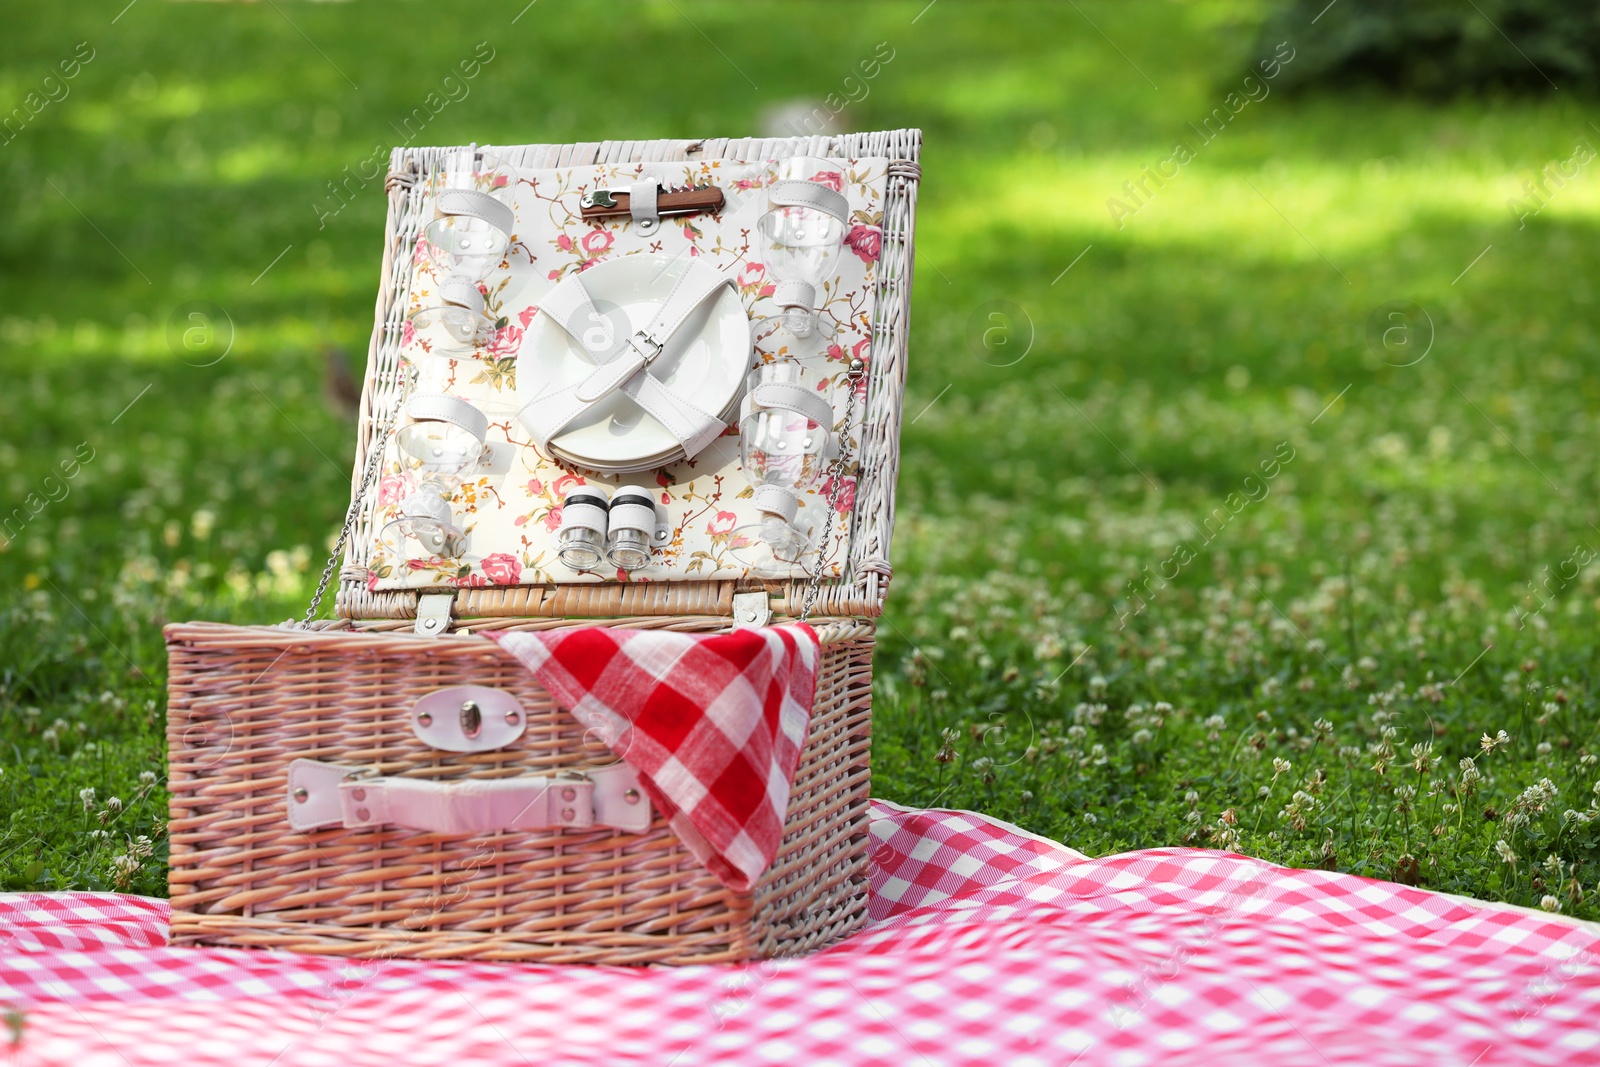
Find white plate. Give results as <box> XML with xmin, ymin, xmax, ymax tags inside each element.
<box><xmin>517</xmin><ymin>255</ymin><xmax>749</xmax><ymax>470</ymax></box>
<box><xmin>549</xmin><ymin>391</ymin><xmax>743</xmax><ymax>472</ymax></box>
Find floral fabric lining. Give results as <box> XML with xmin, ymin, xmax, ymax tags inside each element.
<box><xmin>366</xmin><ymin>156</ymin><xmax>889</xmax><ymax>591</ymax></box>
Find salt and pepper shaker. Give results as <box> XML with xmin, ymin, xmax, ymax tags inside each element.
<box><xmin>555</xmin><ymin>485</ymin><xmax>611</xmax><ymax>571</ymax></box>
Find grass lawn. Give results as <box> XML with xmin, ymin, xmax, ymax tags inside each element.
<box><xmin>4</xmin><ymin>0</ymin><xmax>1600</xmax><ymax>917</ymax></box>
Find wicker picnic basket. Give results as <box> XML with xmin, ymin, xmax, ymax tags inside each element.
<box><xmin>164</xmin><ymin>130</ymin><xmax>921</xmax><ymax>964</ymax></box>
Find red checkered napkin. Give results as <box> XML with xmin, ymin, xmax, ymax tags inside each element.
<box><xmin>489</xmin><ymin>624</ymin><xmax>818</xmax><ymax>892</ymax></box>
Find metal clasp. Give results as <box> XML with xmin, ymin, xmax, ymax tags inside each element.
<box><xmin>628</xmin><ymin>330</ymin><xmax>664</xmax><ymax>364</ymax></box>
<box><xmin>459</xmin><ymin>700</ymin><xmax>483</xmax><ymax>740</ymax></box>
<box><xmin>581</xmin><ymin>187</ymin><xmax>624</xmax><ymax>209</ymax></box>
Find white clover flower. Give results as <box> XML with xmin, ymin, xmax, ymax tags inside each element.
<box><xmin>105</xmin><ymin>796</ymin><xmax>123</xmax><ymax>814</ymax></box>
<box><xmin>1411</xmin><ymin>742</ymin><xmax>1434</xmax><ymax>774</ymax></box>
<box><xmin>1131</xmin><ymin>728</ymin><xmax>1153</xmax><ymax>745</ymax></box>
<box><xmin>1081</xmin><ymin>812</ymin><xmax>1098</xmax><ymax>824</ymax></box>
<box><xmin>79</xmin><ymin>787</ymin><xmax>96</xmax><ymax>810</ymax></box>
<box><xmin>1185</xmin><ymin>810</ymin><xmax>1202</xmax><ymax>825</ymax></box>
<box><xmin>1204</xmin><ymin>714</ymin><xmax>1226</xmax><ymax>731</ymax></box>
<box><xmin>1272</xmin><ymin>757</ymin><xmax>1292</xmax><ymax>776</ymax></box>
<box><xmin>1537</xmin><ymin>742</ymin><xmax>1553</xmax><ymax>756</ymax></box>
<box><xmin>1184</xmin><ymin>789</ymin><xmax>1200</xmax><ymax>807</ymax></box>
<box><xmin>1541</xmin><ymin>896</ymin><xmax>1562</xmax><ymax>913</ymax></box>
<box><xmin>139</xmin><ymin>771</ymin><xmax>157</xmax><ymax>786</ymax></box>
<box><xmin>1495</xmin><ymin>839</ymin><xmax>1518</xmax><ymax>865</ymax></box>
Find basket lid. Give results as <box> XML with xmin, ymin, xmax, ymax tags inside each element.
<box><xmin>334</xmin><ymin>131</ymin><xmax>921</xmax><ymax>623</ymax></box>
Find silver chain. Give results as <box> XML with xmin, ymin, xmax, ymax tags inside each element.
<box><xmin>301</xmin><ymin>400</ymin><xmax>400</xmax><ymax>627</ymax></box>
<box><xmin>799</xmin><ymin>357</ymin><xmax>865</xmax><ymax>623</ymax></box>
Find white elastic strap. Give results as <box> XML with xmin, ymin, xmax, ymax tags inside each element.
<box><xmin>629</xmin><ymin>181</ymin><xmax>659</xmax><ymax>225</ymax></box>
<box><xmin>752</xmin><ymin>484</ymin><xmax>800</xmax><ymax>524</ymax></box>
<box><xmin>773</xmin><ymin>279</ymin><xmax>816</xmax><ymax>310</ymax></box>
<box><xmin>436</xmin><ymin>189</ymin><xmax>515</xmax><ymax>238</ymax></box>
<box><xmin>770</xmin><ymin>179</ymin><xmax>849</xmax><ymax>223</ymax></box>
<box><xmin>400</xmin><ymin>491</ymin><xmax>453</xmax><ymax>525</ymax></box>
<box><xmin>616</xmin><ymin>372</ymin><xmax>726</xmax><ymax>457</ymax></box>
<box><xmin>560</xmin><ymin>500</ymin><xmax>609</xmax><ymax>536</ymax></box>
<box><xmin>608</xmin><ymin>500</ymin><xmax>658</xmax><ymax>537</ymax></box>
<box><xmin>437</xmin><ymin>276</ymin><xmax>486</xmax><ymax>316</ymax></box>
<box><xmin>748</xmin><ymin>380</ymin><xmax>835</xmax><ymax>430</ymax></box>
<box><xmin>535</xmin><ymin>270</ymin><xmax>614</xmax><ymax>361</ymax></box>
<box><xmin>405</xmin><ymin>393</ymin><xmax>489</xmax><ymax>443</ymax></box>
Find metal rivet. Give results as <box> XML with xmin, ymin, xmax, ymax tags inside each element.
<box><xmin>351</xmin><ymin>788</ymin><xmax>366</xmax><ymax>801</ymax></box>
<box><xmin>356</xmin><ymin>807</ymin><xmax>371</xmax><ymax>821</ymax></box>
<box><xmin>561</xmin><ymin>807</ymin><xmax>576</xmax><ymax>821</ymax></box>
<box><xmin>506</xmin><ymin>710</ymin><xmax>520</xmax><ymax>725</ymax></box>
<box><xmin>293</xmin><ymin>788</ymin><xmax>309</xmax><ymax>803</ymax></box>
<box><xmin>561</xmin><ymin>786</ymin><xmax>576</xmax><ymax>802</ymax></box>
<box><xmin>624</xmin><ymin>789</ymin><xmax>640</xmax><ymax>805</ymax></box>
<box><xmin>417</xmin><ymin>712</ymin><xmax>433</xmax><ymax>727</ymax></box>
<box><xmin>460</xmin><ymin>700</ymin><xmax>482</xmax><ymax>739</ymax></box>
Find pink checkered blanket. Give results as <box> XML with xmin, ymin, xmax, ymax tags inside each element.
<box><xmin>4</xmin><ymin>800</ymin><xmax>1598</xmax><ymax>1066</ymax></box>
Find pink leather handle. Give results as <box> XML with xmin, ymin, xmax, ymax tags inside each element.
<box><xmin>287</xmin><ymin>759</ymin><xmax>651</xmax><ymax>834</ymax></box>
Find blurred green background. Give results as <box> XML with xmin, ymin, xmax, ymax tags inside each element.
<box><xmin>5</xmin><ymin>0</ymin><xmax>1600</xmax><ymax>911</ymax></box>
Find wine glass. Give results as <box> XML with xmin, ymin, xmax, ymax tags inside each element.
<box><xmin>423</xmin><ymin>146</ymin><xmax>516</xmax><ymax>283</ymax></box>
<box><xmin>405</xmin><ymin>274</ymin><xmax>493</xmax><ymax>355</ymax></box>
<box><xmin>755</xmin><ymin>155</ymin><xmax>848</xmax><ymax>314</ymax></box>
<box><xmin>380</xmin><ymin>394</ymin><xmax>488</xmax><ymax>562</ymax></box>
<box><xmin>729</xmin><ymin>358</ymin><xmax>835</xmax><ymax>577</ymax></box>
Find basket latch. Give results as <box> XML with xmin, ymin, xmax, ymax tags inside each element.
<box><xmin>732</xmin><ymin>591</ymin><xmax>771</xmax><ymax>629</ymax></box>
<box><xmin>414</xmin><ymin>593</ymin><xmax>454</xmax><ymax>637</ymax></box>
<box><xmin>411</xmin><ymin>686</ymin><xmax>526</xmax><ymax>752</ymax></box>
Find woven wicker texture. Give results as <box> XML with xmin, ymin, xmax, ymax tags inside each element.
<box><xmin>165</xmin><ymin>617</ymin><xmax>875</xmax><ymax>964</ymax></box>
<box><xmin>337</xmin><ymin>130</ymin><xmax>921</xmax><ymax>622</ymax></box>
<box><xmin>166</xmin><ymin>128</ymin><xmax>916</xmax><ymax>965</ymax></box>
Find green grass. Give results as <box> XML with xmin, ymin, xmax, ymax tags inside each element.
<box><xmin>4</xmin><ymin>0</ymin><xmax>1600</xmax><ymax>916</ymax></box>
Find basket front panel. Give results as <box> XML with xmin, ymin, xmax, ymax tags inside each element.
<box><xmin>165</xmin><ymin>622</ymin><xmax>873</xmax><ymax>964</ymax></box>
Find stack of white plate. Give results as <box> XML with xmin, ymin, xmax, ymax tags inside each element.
<box><xmin>517</xmin><ymin>256</ymin><xmax>749</xmax><ymax>474</ymax></box>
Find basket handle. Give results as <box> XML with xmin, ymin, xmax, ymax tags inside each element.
<box><xmin>286</xmin><ymin>759</ymin><xmax>651</xmax><ymax>834</ymax></box>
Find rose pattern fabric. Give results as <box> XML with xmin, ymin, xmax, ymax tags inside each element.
<box><xmin>366</xmin><ymin>156</ymin><xmax>891</xmax><ymax>591</ymax></box>
<box><xmin>844</xmin><ymin>223</ymin><xmax>882</xmax><ymax>264</ymax></box>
